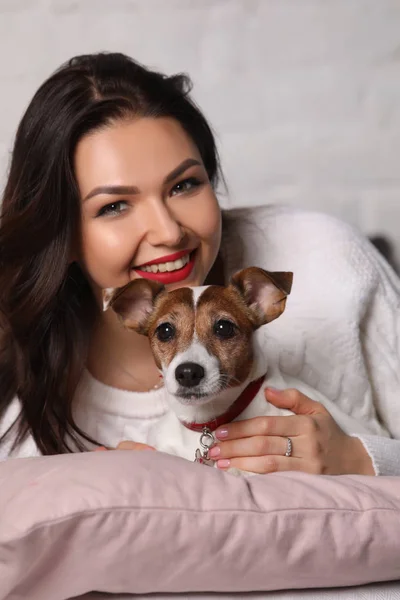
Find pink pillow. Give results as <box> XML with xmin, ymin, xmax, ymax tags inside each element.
<box><xmin>1</xmin><ymin>450</ymin><xmax>399</xmax><ymax>600</ymax></box>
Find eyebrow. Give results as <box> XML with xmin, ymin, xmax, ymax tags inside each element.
<box><xmin>83</xmin><ymin>157</ymin><xmax>202</xmax><ymax>201</ymax></box>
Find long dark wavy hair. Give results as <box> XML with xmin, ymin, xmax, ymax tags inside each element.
<box><xmin>0</xmin><ymin>52</ymin><xmax>223</xmax><ymax>455</ymax></box>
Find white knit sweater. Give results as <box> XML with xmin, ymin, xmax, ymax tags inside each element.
<box><xmin>2</xmin><ymin>205</ymin><xmax>400</xmax><ymax>475</ymax></box>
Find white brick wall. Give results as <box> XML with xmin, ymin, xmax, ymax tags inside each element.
<box><xmin>1</xmin><ymin>0</ymin><xmax>400</xmax><ymax>251</ymax></box>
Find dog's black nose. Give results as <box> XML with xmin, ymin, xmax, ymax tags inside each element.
<box><xmin>175</xmin><ymin>362</ymin><xmax>205</xmax><ymax>388</ymax></box>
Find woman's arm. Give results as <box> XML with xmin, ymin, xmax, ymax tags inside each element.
<box><xmin>219</xmin><ymin>206</ymin><xmax>400</xmax><ymax>475</ymax></box>
<box><xmin>210</xmin><ymin>243</ymin><xmax>400</xmax><ymax>476</ymax></box>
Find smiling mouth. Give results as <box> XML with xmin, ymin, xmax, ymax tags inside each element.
<box><xmin>137</xmin><ymin>252</ymin><xmax>191</xmax><ymax>274</ymax></box>
<box><xmin>133</xmin><ymin>250</ymin><xmax>197</xmax><ymax>284</ymax></box>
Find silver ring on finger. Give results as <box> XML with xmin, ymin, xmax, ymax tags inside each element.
<box><xmin>285</xmin><ymin>437</ymin><xmax>293</xmax><ymax>457</ymax></box>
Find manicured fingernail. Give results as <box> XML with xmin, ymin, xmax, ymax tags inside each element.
<box><xmin>217</xmin><ymin>459</ymin><xmax>231</xmax><ymax>469</ymax></box>
<box><xmin>208</xmin><ymin>446</ymin><xmax>221</xmax><ymax>458</ymax></box>
<box><xmin>94</xmin><ymin>446</ymin><xmax>108</xmax><ymax>452</ymax></box>
<box><xmin>215</xmin><ymin>428</ymin><xmax>229</xmax><ymax>439</ymax></box>
<box><xmin>266</xmin><ymin>387</ymin><xmax>281</xmax><ymax>394</ymax></box>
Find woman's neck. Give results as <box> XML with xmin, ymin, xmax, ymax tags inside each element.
<box><xmin>87</xmin><ymin>311</ymin><xmax>162</xmax><ymax>392</ymax></box>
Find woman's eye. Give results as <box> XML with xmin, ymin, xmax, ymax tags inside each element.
<box><xmin>155</xmin><ymin>322</ymin><xmax>176</xmax><ymax>342</ymax></box>
<box><xmin>170</xmin><ymin>177</ymin><xmax>202</xmax><ymax>197</ymax></box>
<box><xmin>213</xmin><ymin>319</ymin><xmax>237</xmax><ymax>339</ymax></box>
<box><xmin>97</xmin><ymin>201</ymin><xmax>128</xmax><ymax>217</ymax></box>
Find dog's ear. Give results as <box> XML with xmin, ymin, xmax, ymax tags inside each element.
<box><xmin>230</xmin><ymin>267</ymin><xmax>293</xmax><ymax>328</ymax></box>
<box><xmin>102</xmin><ymin>288</ymin><xmax>118</xmax><ymax>312</ymax></box>
<box><xmin>102</xmin><ymin>279</ymin><xmax>165</xmax><ymax>335</ymax></box>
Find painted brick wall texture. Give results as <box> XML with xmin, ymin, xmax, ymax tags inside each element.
<box><xmin>0</xmin><ymin>0</ymin><xmax>399</xmax><ymax>250</ymax></box>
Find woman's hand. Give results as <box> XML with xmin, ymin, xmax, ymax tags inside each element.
<box><xmin>93</xmin><ymin>441</ymin><xmax>156</xmax><ymax>452</ymax></box>
<box><xmin>208</xmin><ymin>388</ymin><xmax>375</xmax><ymax>476</ymax></box>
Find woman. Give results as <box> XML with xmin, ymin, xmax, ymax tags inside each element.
<box><xmin>1</xmin><ymin>52</ymin><xmax>399</xmax><ymax>475</ymax></box>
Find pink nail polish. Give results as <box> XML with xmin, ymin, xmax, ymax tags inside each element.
<box><xmin>208</xmin><ymin>446</ymin><xmax>220</xmax><ymax>458</ymax></box>
<box><xmin>217</xmin><ymin>459</ymin><xmax>231</xmax><ymax>469</ymax></box>
<box><xmin>215</xmin><ymin>428</ymin><xmax>228</xmax><ymax>439</ymax></box>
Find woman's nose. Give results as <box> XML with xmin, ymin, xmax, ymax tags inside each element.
<box><xmin>144</xmin><ymin>202</ymin><xmax>185</xmax><ymax>247</ymax></box>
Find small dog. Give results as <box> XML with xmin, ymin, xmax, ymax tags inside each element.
<box><xmin>103</xmin><ymin>267</ymin><xmax>293</xmax><ymax>472</ymax></box>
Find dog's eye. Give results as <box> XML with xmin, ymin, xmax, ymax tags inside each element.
<box><xmin>155</xmin><ymin>322</ymin><xmax>175</xmax><ymax>342</ymax></box>
<box><xmin>213</xmin><ymin>319</ymin><xmax>236</xmax><ymax>339</ymax></box>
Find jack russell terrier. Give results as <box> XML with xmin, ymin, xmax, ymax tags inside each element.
<box><xmin>103</xmin><ymin>267</ymin><xmax>293</xmax><ymax>472</ymax></box>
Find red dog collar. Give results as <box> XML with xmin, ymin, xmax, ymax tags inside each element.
<box><xmin>181</xmin><ymin>374</ymin><xmax>266</xmax><ymax>432</ymax></box>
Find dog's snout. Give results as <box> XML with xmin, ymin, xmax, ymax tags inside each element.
<box><xmin>175</xmin><ymin>362</ymin><xmax>205</xmax><ymax>388</ymax></box>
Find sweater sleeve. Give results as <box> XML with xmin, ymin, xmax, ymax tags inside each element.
<box><xmin>352</xmin><ymin>433</ymin><xmax>400</xmax><ymax>476</ymax></box>
<box><xmin>354</xmin><ymin>247</ymin><xmax>400</xmax><ymax>475</ymax></box>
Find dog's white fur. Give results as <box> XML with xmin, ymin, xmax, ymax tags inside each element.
<box><xmin>146</xmin><ymin>330</ymin><xmax>293</xmax><ymax>464</ymax></box>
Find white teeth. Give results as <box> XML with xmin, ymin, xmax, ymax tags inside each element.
<box><xmin>139</xmin><ymin>253</ymin><xmax>190</xmax><ymax>273</ymax></box>
<box><xmin>169</xmin><ymin>258</ymin><xmax>184</xmax><ymax>271</ymax></box>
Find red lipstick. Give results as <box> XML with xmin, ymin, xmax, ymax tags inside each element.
<box><xmin>138</xmin><ymin>250</ymin><xmax>191</xmax><ymax>267</ymax></box>
<box><xmin>133</xmin><ymin>250</ymin><xmax>196</xmax><ymax>284</ymax></box>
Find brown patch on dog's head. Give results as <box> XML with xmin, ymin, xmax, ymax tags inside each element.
<box><xmin>147</xmin><ymin>288</ymin><xmax>195</xmax><ymax>370</ymax></box>
<box><xmin>194</xmin><ymin>267</ymin><xmax>293</xmax><ymax>387</ymax></box>
<box><xmin>105</xmin><ymin>281</ymin><xmax>196</xmax><ymax>371</ymax></box>
<box><xmin>195</xmin><ymin>285</ymin><xmax>256</xmax><ymax>387</ymax></box>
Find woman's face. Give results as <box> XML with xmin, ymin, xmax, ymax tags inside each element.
<box><xmin>74</xmin><ymin>117</ymin><xmax>222</xmax><ymax>302</ymax></box>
